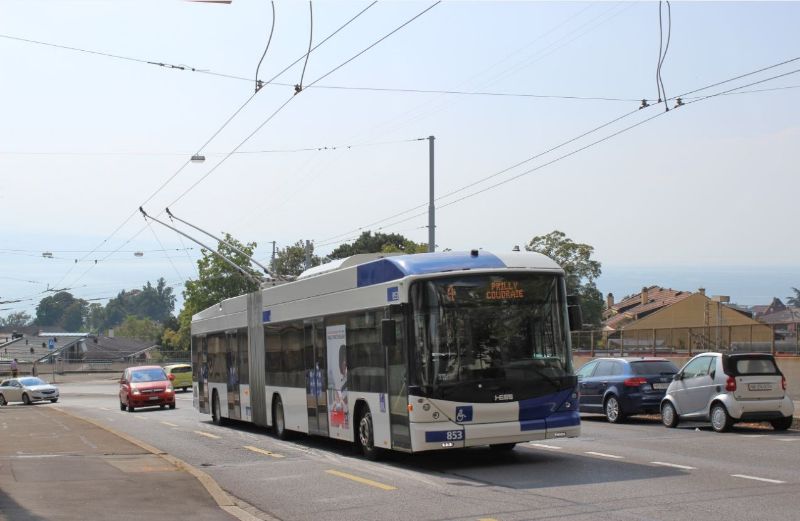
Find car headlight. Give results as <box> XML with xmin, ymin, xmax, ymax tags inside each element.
<box><xmin>132</xmin><ymin>389</ymin><xmax>141</xmax><ymax>395</ymax></box>
<box><xmin>166</xmin><ymin>387</ymin><xmax>173</xmax><ymax>394</ymax></box>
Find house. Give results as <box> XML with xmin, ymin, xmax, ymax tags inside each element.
<box><xmin>603</xmin><ymin>286</ymin><xmax>692</xmax><ymax>331</ymax></box>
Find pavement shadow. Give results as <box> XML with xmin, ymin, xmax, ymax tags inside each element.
<box><xmin>202</xmin><ymin>417</ymin><xmax>684</xmax><ymax>490</ymax></box>
<box><xmin>0</xmin><ymin>488</ymin><xmax>49</xmax><ymax>521</ymax></box>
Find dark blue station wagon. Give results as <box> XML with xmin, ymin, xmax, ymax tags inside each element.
<box><xmin>576</xmin><ymin>357</ymin><xmax>679</xmax><ymax>423</ymax></box>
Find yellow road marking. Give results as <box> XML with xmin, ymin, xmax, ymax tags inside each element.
<box><xmin>194</xmin><ymin>430</ymin><xmax>220</xmax><ymax>439</ymax></box>
<box><xmin>243</xmin><ymin>445</ymin><xmax>285</xmax><ymax>458</ymax></box>
<box><xmin>479</xmin><ymin>518</ymin><xmax>499</xmax><ymax>521</ymax></box>
<box><xmin>161</xmin><ymin>421</ymin><xmax>179</xmax><ymax>428</ymax></box>
<box><xmin>325</xmin><ymin>469</ymin><xmax>396</xmax><ymax>491</ymax></box>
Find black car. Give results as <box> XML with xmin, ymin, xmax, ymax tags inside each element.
<box><xmin>576</xmin><ymin>357</ymin><xmax>679</xmax><ymax>423</ymax></box>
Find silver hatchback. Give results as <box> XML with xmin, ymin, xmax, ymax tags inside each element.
<box><xmin>660</xmin><ymin>353</ymin><xmax>794</xmax><ymax>432</ymax></box>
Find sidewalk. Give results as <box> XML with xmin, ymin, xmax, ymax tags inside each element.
<box><xmin>0</xmin><ymin>405</ymin><xmax>238</xmax><ymax>521</ymax></box>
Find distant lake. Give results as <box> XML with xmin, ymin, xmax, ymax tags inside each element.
<box><xmin>598</xmin><ymin>265</ymin><xmax>800</xmax><ymax>306</ymax></box>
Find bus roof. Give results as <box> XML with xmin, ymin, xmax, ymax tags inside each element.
<box><xmin>299</xmin><ymin>250</ymin><xmax>561</xmax><ymax>282</ymax></box>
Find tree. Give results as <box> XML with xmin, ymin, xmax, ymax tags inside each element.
<box><xmin>163</xmin><ymin>233</ymin><xmax>259</xmax><ymax>351</ymax></box>
<box><xmin>788</xmin><ymin>288</ymin><xmax>800</xmax><ymax>307</ymax></box>
<box><xmin>328</xmin><ymin>231</ymin><xmax>427</xmax><ymax>259</ymax></box>
<box><xmin>525</xmin><ymin>230</ymin><xmax>604</xmax><ymax>327</ymax></box>
<box><xmin>115</xmin><ymin>316</ymin><xmax>162</xmax><ymax>343</ymax></box>
<box><xmin>0</xmin><ymin>311</ymin><xmax>31</xmax><ymax>328</ymax></box>
<box><xmin>35</xmin><ymin>291</ymin><xmax>87</xmax><ymax>330</ymax></box>
<box><xmin>271</xmin><ymin>240</ymin><xmax>321</xmax><ymax>278</ymax></box>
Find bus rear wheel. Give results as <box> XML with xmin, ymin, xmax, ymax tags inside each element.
<box><xmin>212</xmin><ymin>391</ymin><xmax>225</xmax><ymax>426</ymax></box>
<box><xmin>356</xmin><ymin>407</ymin><xmax>381</xmax><ymax>461</ymax></box>
<box><xmin>273</xmin><ymin>397</ymin><xmax>290</xmax><ymax>440</ymax></box>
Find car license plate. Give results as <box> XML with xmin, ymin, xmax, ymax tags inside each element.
<box><xmin>748</xmin><ymin>383</ymin><xmax>772</xmax><ymax>391</ymax></box>
<box><xmin>652</xmin><ymin>383</ymin><xmax>669</xmax><ymax>390</ymax></box>
<box><xmin>149</xmin><ymin>396</ymin><xmax>159</xmax><ymax>400</ymax></box>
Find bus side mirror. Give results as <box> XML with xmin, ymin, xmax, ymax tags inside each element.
<box><xmin>567</xmin><ymin>295</ymin><xmax>582</xmax><ymax>331</ymax></box>
<box><xmin>381</xmin><ymin>319</ymin><xmax>397</xmax><ymax>348</ymax></box>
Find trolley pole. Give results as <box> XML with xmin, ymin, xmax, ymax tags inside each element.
<box><xmin>428</xmin><ymin>135</ymin><xmax>435</xmax><ymax>253</ymax></box>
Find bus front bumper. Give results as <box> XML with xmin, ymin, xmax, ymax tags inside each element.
<box><xmin>409</xmin><ymin>411</ymin><xmax>580</xmax><ymax>452</ymax></box>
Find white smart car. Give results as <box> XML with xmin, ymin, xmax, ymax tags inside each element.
<box><xmin>661</xmin><ymin>352</ymin><xmax>794</xmax><ymax>432</ymax></box>
<box><xmin>0</xmin><ymin>377</ymin><xmax>60</xmax><ymax>405</ymax></box>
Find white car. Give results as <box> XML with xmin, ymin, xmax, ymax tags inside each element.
<box><xmin>0</xmin><ymin>377</ymin><xmax>60</xmax><ymax>405</ymax></box>
<box><xmin>661</xmin><ymin>352</ymin><xmax>794</xmax><ymax>432</ymax></box>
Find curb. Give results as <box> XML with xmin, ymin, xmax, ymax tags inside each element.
<box><xmin>54</xmin><ymin>407</ymin><xmax>278</xmax><ymax>521</ymax></box>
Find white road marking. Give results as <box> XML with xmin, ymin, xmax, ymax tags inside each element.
<box><xmin>161</xmin><ymin>421</ymin><xmax>179</xmax><ymax>428</ymax></box>
<box><xmin>585</xmin><ymin>451</ymin><xmax>624</xmax><ymax>459</ymax></box>
<box><xmin>731</xmin><ymin>474</ymin><xmax>786</xmax><ymax>484</ymax></box>
<box><xmin>98</xmin><ymin>407</ymin><xmax>111</xmax><ymax>411</ymax></box>
<box><xmin>777</xmin><ymin>438</ymin><xmax>799</xmax><ymax>442</ymax></box>
<box><xmin>529</xmin><ymin>443</ymin><xmax>563</xmax><ymax>450</ymax></box>
<box><xmin>738</xmin><ymin>434</ymin><xmax>765</xmax><ymax>438</ymax></box>
<box><xmin>650</xmin><ymin>461</ymin><xmax>696</xmax><ymax>470</ymax></box>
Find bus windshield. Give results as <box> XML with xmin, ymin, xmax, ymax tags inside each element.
<box><xmin>410</xmin><ymin>273</ymin><xmax>573</xmax><ymax>402</ymax></box>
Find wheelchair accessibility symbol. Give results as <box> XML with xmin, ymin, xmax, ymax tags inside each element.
<box><xmin>455</xmin><ymin>406</ymin><xmax>473</xmax><ymax>423</ymax></box>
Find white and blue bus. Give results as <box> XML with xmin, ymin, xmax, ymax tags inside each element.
<box><xmin>191</xmin><ymin>250</ymin><xmax>581</xmax><ymax>458</ymax></box>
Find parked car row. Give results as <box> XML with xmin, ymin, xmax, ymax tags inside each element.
<box><xmin>576</xmin><ymin>353</ymin><xmax>795</xmax><ymax>432</ymax></box>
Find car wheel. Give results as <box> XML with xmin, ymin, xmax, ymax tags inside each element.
<box><xmin>183</xmin><ymin>387</ymin><xmax>188</xmax><ymax>393</ymax></box>
<box><xmin>273</xmin><ymin>396</ymin><xmax>290</xmax><ymax>440</ymax></box>
<box><xmin>169</xmin><ymin>403</ymin><xmax>176</xmax><ymax>410</ymax></box>
<box><xmin>160</xmin><ymin>404</ymin><xmax>166</xmax><ymax>409</ymax></box>
<box><xmin>489</xmin><ymin>443</ymin><xmax>517</xmax><ymax>452</ymax></box>
<box><xmin>50</xmin><ymin>398</ymin><xmax>58</xmax><ymax>403</ymax></box>
<box><xmin>356</xmin><ymin>407</ymin><xmax>381</xmax><ymax>461</ymax></box>
<box><xmin>22</xmin><ymin>393</ymin><xmax>31</xmax><ymax>405</ymax></box>
<box><xmin>120</xmin><ymin>402</ymin><xmax>127</xmax><ymax>411</ymax></box>
<box><xmin>770</xmin><ymin>416</ymin><xmax>793</xmax><ymax>431</ymax></box>
<box><xmin>661</xmin><ymin>402</ymin><xmax>679</xmax><ymax>428</ymax></box>
<box><xmin>604</xmin><ymin>395</ymin><xmax>625</xmax><ymax>423</ymax></box>
<box><xmin>710</xmin><ymin>403</ymin><xmax>733</xmax><ymax>433</ymax></box>
<box><xmin>0</xmin><ymin>394</ymin><xmax>6</xmax><ymax>406</ymax></box>
<box><xmin>128</xmin><ymin>404</ymin><xmax>135</xmax><ymax>413</ymax></box>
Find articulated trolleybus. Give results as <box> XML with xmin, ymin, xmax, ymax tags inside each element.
<box><xmin>192</xmin><ymin>250</ymin><xmax>581</xmax><ymax>458</ymax></box>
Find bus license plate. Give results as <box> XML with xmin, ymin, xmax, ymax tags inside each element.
<box><xmin>425</xmin><ymin>430</ymin><xmax>464</xmax><ymax>443</ymax></box>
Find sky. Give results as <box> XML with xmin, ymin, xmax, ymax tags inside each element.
<box><xmin>1</xmin><ymin>1</ymin><xmax>799</xmax><ymax>318</ymax></box>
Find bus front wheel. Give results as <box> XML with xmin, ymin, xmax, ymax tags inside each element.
<box><xmin>356</xmin><ymin>406</ymin><xmax>381</xmax><ymax>461</ymax></box>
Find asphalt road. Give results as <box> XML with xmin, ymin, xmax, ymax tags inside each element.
<box><xmin>42</xmin><ymin>380</ymin><xmax>800</xmax><ymax>521</ymax></box>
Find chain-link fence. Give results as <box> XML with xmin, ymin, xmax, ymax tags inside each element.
<box><xmin>572</xmin><ymin>322</ymin><xmax>800</xmax><ymax>356</ymax></box>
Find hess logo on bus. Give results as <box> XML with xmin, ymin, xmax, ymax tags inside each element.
<box><xmin>494</xmin><ymin>393</ymin><xmax>514</xmax><ymax>402</ymax></box>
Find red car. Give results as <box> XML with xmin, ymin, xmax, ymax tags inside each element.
<box><xmin>119</xmin><ymin>365</ymin><xmax>176</xmax><ymax>412</ymax></box>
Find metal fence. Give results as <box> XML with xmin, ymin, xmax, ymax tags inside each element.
<box><xmin>572</xmin><ymin>322</ymin><xmax>800</xmax><ymax>357</ymax></box>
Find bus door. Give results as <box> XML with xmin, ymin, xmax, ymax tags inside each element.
<box><xmin>304</xmin><ymin>318</ymin><xmax>329</xmax><ymax>436</ymax></box>
<box><xmin>386</xmin><ymin>310</ymin><xmax>411</xmax><ymax>450</ymax></box>
<box><xmin>226</xmin><ymin>331</ymin><xmax>241</xmax><ymax>420</ymax></box>
<box><xmin>198</xmin><ymin>336</ymin><xmax>209</xmax><ymax>413</ymax></box>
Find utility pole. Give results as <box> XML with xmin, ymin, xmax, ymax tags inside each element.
<box><xmin>271</xmin><ymin>241</ymin><xmax>276</xmax><ymax>270</ymax></box>
<box><xmin>428</xmin><ymin>135</ymin><xmax>435</xmax><ymax>253</ymax></box>
<box><xmin>304</xmin><ymin>240</ymin><xmax>312</xmax><ymax>271</ymax></box>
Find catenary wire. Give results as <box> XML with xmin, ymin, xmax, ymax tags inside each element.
<box><xmin>296</xmin><ymin>1</ymin><xmax>313</xmax><ymax>93</ymax></box>
<box><xmin>255</xmin><ymin>1</ymin><xmax>276</xmax><ymax>93</ymax></box>
<box><xmin>51</xmin><ymin>2</ymin><xmax>379</xmax><ymax>291</ymax></box>
<box><xmin>317</xmin><ymin>62</ymin><xmax>800</xmax><ymax>249</ymax></box>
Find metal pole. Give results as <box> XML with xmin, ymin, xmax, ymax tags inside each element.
<box><xmin>139</xmin><ymin>207</ymin><xmax>261</xmax><ymax>285</ymax></box>
<box><xmin>428</xmin><ymin>135</ymin><xmax>435</xmax><ymax>253</ymax></box>
<box><xmin>165</xmin><ymin>207</ymin><xmax>272</xmax><ymax>278</ymax></box>
<box><xmin>304</xmin><ymin>240</ymin><xmax>312</xmax><ymax>271</ymax></box>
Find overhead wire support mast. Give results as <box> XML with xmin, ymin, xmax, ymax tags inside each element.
<box><xmin>165</xmin><ymin>207</ymin><xmax>274</xmax><ymax>279</ymax></box>
<box><xmin>139</xmin><ymin>207</ymin><xmax>261</xmax><ymax>285</ymax></box>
